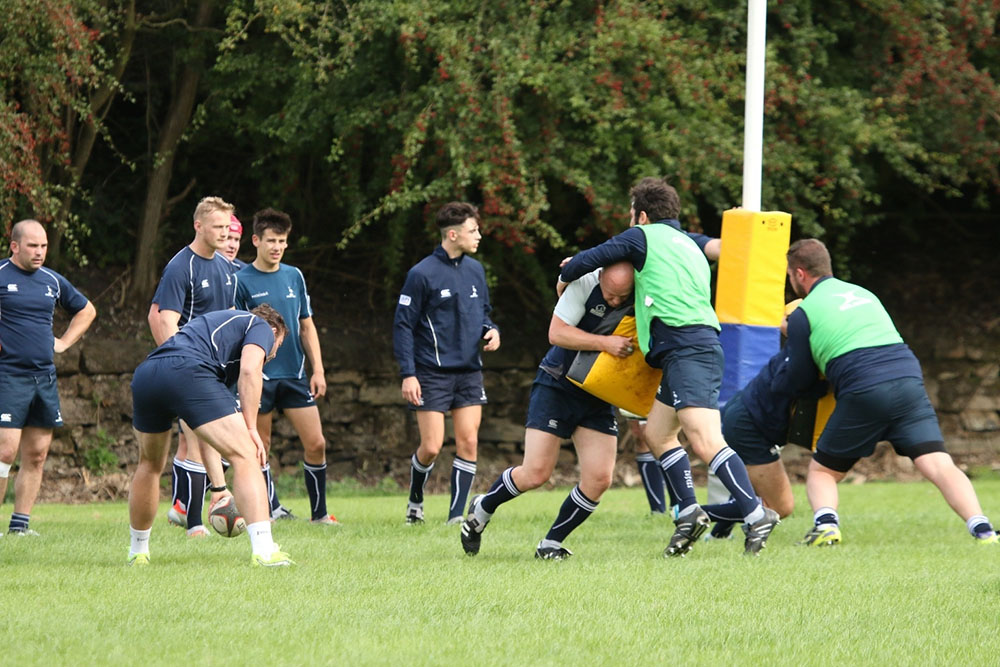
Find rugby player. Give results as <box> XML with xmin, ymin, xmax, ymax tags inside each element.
<box><xmin>235</xmin><ymin>208</ymin><xmax>338</xmax><ymax>524</ymax></box>
<box><xmin>0</xmin><ymin>220</ymin><xmax>96</xmax><ymax>536</ymax></box>
<box><xmin>393</xmin><ymin>202</ymin><xmax>500</xmax><ymax>525</ymax></box>
<box><xmin>781</xmin><ymin>239</ymin><xmax>997</xmax><ymax>545</ymax></box>
<box><xmin>127</xmin><ymin>305</ymin><xmax>291</xmax><ymax>566</ymax></box>
<box><xmin>461</xmin><ymin>262</ymin><xmax>634</xmax><ymax>559</ymax></box>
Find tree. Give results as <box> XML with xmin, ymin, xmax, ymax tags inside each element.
<box><xmin>0</xmin><ymin>0</ymin><xmax>128</xmax><ymax>262</ymax></box>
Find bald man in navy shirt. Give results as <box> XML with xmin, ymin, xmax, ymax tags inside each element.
<box><xmin>0</xmin><ymin>220</ymin><xmax>96</xmax><ymax>536</ymax></box>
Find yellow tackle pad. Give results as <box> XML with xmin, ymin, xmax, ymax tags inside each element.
<box><xmin>566</xmin><ymin>315</ymin><xmax>663</xmax><ymax>418</ymax></box>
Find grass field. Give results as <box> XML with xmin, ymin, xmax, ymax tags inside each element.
<box><xmin>2</xmin><ymin>478</ymin><xmax>999</xmax><ymax>666</ymax></box>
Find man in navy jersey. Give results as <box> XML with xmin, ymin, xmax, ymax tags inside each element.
<box><xmin>558</xmin><ymin>177</ymin><xmax>779</xmax><ymax>556</ymax></box>
<box><xmin>461</xmin><ymin>262</ymin><xmax>634</xmax><ymax>560</ymax></box>
<box><xmin>222</xmin><ymin>214</ymin><xmax>247</xmax><ymax>271</ymax></box>
<box><xmin>393</xmin><ymin>202</ymin><xmax>500</xmax><ymax>525</ymax></box>
<box><xmin>147</xmin><ymin>196</ymin><xmax>239</xmax><ymax>536</ymax></box>
<box><xmin>780</xmin><ymin>238</ymin><xmax>997</xmax><ymax>546</ymax></box>
<box><xmin>127</xmin><ymin>305</ymin><xmax>293</xmax><ymax>566</ymax></box>
<box><xmin>0</xmin><ymin>220</ymin><xmax>96</xmax><ymax>536</ymax></box>
<box><xmin>235</xmin><ymin>208</ymin><xmax>338</xmax><ymax>524</ymax></box>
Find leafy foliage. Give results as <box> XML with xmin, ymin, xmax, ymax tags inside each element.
<box><xmin>212</xmin><ymin>0</ymin><xmax>999</xmax><ymax>298</ymax></box>
<box><xmin>0</xmin><ymin>0</ymin><xmax>125</xmax><ymax>247</ymax></box>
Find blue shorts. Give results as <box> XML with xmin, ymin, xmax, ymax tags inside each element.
<box><xmin>814</xmin><ymin>377</ymin><xmax>945</xmax><ymax>473</ymax></box>
<box><xmin>0</xmin><ymin>372</ymin><xmax>63</xmax><ymax>429</ymax></box>
<box><xmin>524</xmin><ymin>373</ymin><xmax>618</xmax><ymax>439</ymax></box>
<box><xmin>260</xmin><ymin>377</ymin><xmax>316</xmax><ymax>413</ymax></box>
<box><xmin>411</xmin><ymin>366</ymin><xmax>487</xmax><ymax>413</ymax></box>
<box><xmin>651</xmin><ymin>345</ymin><xmax>723</xmax><ymax>410</ymax></box>
<box><xmin>131</xmin><ymin>357</ymin><xmax>240</xmax><ymax>433</ymax></box>
<box><xmin>721</xmin><ymin>390</ymin><xmax>780</xmax><ymax>466</ymax></box>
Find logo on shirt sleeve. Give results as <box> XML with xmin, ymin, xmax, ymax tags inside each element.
<box><xmin>398</xmin><ymin>294</ymin><xmax>412</xmax><ymax>306</ymax></box>
<box><xmin>440</xmin><ymin>289</ymin><xmax>452</xmax><ymax>298</ymax></box>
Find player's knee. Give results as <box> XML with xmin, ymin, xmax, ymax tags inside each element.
<box><xmin>517</xmin><ymin>465</ymin><xmax>550</xmax><ymax>491</ymax></box>
<box><xmin>303</xmin><ymin>437</ymin><xmax>326</xmax><ymax>459</ymax></box>
<box><xmin>22</xmin><ymin>448</ymin><xmax>48</xmax><ymax>468</ymax></box>
<box><xmin>0</xmin><ymin>448</ymin><xmax>16</xmax><ymax>465</ymax></box>
<box><xmin>770</xmin><ymin>496</ymin><xmax>794</xmax><ymax>519</ymax></box>
<box><xmin>417</xmin><ymin>440</ymin><xmax>442</xmax><ymax>460</ymax></box>
<box><xmin>584</xmin><ymin>470</ymin><xmax>613</xmax><ymax>495</ymax></box>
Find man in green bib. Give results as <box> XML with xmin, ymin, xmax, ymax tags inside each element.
<box><xmin>781</xmin><ymin>239</ymin><xmax>996</xmax><ymax>546</ymax></box>
<box><xmin>558</xmin><ymin>177</ymin><xmax>780</xmax><ymax>557</ymax></box>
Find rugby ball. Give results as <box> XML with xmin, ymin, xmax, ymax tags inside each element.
<box><xmin>209</xmin><ymin>495</ymin><xmax>247</xmax><ymax>537</ymax></box>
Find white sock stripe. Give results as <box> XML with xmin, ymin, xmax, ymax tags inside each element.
<box><xmin>179</xmin><ymin>459</ymin><xmax>207</xmax><ymax>473</ymax></box>
<box><xmin>550</xmin><ymin>508</ymin><xmax>580</xmax><ymax>532</ymax></box>
<box><xmin>640</xmin><ymin>468</ymin><xmax>663</xmax><ymax>503</ymax></box>
<box><xmin>306</xmin><ymin>474</ymin><xmax>321</xmax><ymax>513</ymax></box>
<box><xmin>411</xmin><ymin>454</ymin><xmax>434</xmax><ymax>474</ymax></box>
<box><xmin>303</xmin><ymin>462</ymin><xmax>327</xmax><ymax>472</ymax></box>
<box><xmin>660</xmin><ymin>448</ymin><xmax>687</xmax><ymax>469</ymax></box>
<box><xmin>709</xmin><ymin>447</ymin><xmax>735</xmax><ymax>473</ymax></box>
<box><xmin>501</xmin><ymin>468</ymin><xmax>520</xmax><ymax>496</ymax></box>
<box><xmin>449</xmin><ymin>468</ymin><xmax>461</xmax><ymax>511</ymax></box>
<box><xmin>452</xmin><ymin>459</ymin><xmax>477</xmax><ymax>474</ymax></box>
<box><xmin>636</xmin><ymin>453</ymin><xmax>657</xmax><ymax>463</ymax></box>
<box><xmin>722</xmin><ymin>461</ymin><xmax>755</xmax><ymax>500</ymax></box>
<box><xmin>570</xmin><ymin>487</ymin><xmax>598</xmax><ymax>513</ymax></box>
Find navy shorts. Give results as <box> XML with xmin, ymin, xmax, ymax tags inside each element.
<box><xmin>411</xmin><ymin>366</ymin><xmax>487</xmax><ymax>412</ymax></box>
<box><xmin>722</xmin><ymin>391</ymin><xmax>780</xmax><ymax>466</ymax></box>
<box><xmin>260</xmin><ymin>377</ymin><xmax>316</xmax><ymax>413</ymax></box>
<box><xmin>132</xmin><ymin>357</ymin><xmax>240</xmax><ymax>433</ymax></box>
<box><xmin>651</xmin><ymin>345</ymin><xmax>723</xmax><ymax>410</ymax></box>
<box><xmin>524</xmin><ymin>374</ymin><xmax>618</xmax><ymax>439</ymax></box>
<box><xmin>0</xmin><ymin>372</ymin><xmax>63</xmax><ymax>429</ymax></box>
<box><xmin>814</xmin><ymin>377</ymin><xmax>946</xmax><ymax>473</ymax></box>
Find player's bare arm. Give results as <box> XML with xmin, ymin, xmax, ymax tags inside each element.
<box><xmin>548</xmin><ymin>315</ymin><xmax>633</xmax><ymax>357</ymax></box>
<box><xmin>299</xmin><ymin>316</ymin><xmax>326</xmax><ymax>398</ymax></box>
<box><xmin>237</xmin><ymin>342</ymin><xmax>269</xmax><ymax>467</ymax></box>
<box><xmin>54</xmin><ymin>301</ymin><xmax>96</xmax><ymax>353</ymax></box>
<box><xmin>156</xmin><ymin>308</ymin><xmax>182</xmax><ymax>346</ymax></box>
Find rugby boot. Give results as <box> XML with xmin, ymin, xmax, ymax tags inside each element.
<box><xmin>798</xmin><ymin>523</ymin><xmax>842</xmax><ymax>546</ymax></box>
<box><xmin>663</xmin><ymin>507</ymin><xmax>710</xmax><ymax>557</ymax></box>
<box><xmin>743</xmin><ymin>508</ymin><xmax>781</xmax><ymax>555</ymax></box>
<box><xmin>460</xmin><ymin>494</ymin><xmax>489</xmax><ymax>555</ymax></box>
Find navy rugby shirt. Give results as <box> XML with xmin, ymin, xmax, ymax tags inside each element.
<box><xmin>0</xmin><ymin>259</ymin><xmax>89</xmax><ymax>373</ymax></box>
<box><xmin>147</xmin><ymin>310</ymin><xmax>275</xmax><ymax>388</ymax></box>
<box><xmin>235</xmin><ymin>263</ymin><xmax>312</xmax><ymax>380</ymax></box>
<box><xmin>393</xmin><ymin>245</ymin><xmax>498</xmax><ymax>377</ymax></box>
<box><xmin>152</xmin><ymin>246</ymin><xmax>237</xmax><ymax>327</ymax></box>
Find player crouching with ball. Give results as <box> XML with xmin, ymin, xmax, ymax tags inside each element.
<box><xmin>126</xmin><ymin>305</ymin><xmax>293</xmax><ymax>567</ymax></box>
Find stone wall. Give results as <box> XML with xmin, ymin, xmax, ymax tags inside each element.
<box><xmin>28</xmin><ymin>318</ymin><xmax>1000</xmax><ymax>503</ymax></box>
